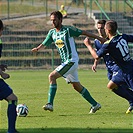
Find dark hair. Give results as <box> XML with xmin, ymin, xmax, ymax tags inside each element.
<box><xmin>50</xmin><ymin>11</ymin><xmax>63</xmax><ymax>20</ymax></box>
<box><xmin>0</xmin><ymin>20</ymin><xmax>3</xmax><ymax>30</ymax></box>
<box><xmin>106</xmin><ymin>20</ymin><xmax>117</xmax><ymax>34</ymax></box>
<box><xmin>97</xmin><ymin>19</ymin><xmax>106</xmax><ymax>25</ymax></box>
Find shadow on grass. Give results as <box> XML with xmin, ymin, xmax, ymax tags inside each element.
<box><xmin>0</xmin><ymin>128</ymin><xmax>133</xmax><ymax>133</ymax></box>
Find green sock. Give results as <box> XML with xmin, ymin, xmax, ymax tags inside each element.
<box><xmin>48</xmin><ymin>84</ymin><xmax>57</xmax><ymax>105</ymax></box>
<box><xmin>80</xmin><ymin>87</ymin><xmax>97</xmax><ymax>106</ymax></box>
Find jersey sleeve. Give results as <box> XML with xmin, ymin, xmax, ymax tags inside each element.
<box><xmin>94</xmin><ymin>39</ymin><xmax>102</xmax><ymax>50</ymax></box>
<box><xmin>97</xmin><ymin>42</ymin><xmax>109</xmax><ymax>58</ymax></box>
<box><xmin>68</xmin><ymin>26</ymin><xmax>82</xmax><ymax>37</ymax></box>
<box><xmin>123</xmin><ymin>34</ymin><xmax>133</xmax><ymax>43</ymax></box>
<box><xmin>42</xmin><ymin>30</ymin><xmax>53</xmax><ymax>46</ymax></box>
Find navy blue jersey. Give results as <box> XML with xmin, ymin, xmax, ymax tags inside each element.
<box><xmin>97</xmin><ymin>34</ymin><xmax>133</xmax><ymax>73</ymax></box>
<box><xmin>94</xmin><ymin>39</ymin><xmax>116</xmax><ymax>71</ymax></box>
<box><xmin>94</xmin><ymin>39</ymin><xmax>126</xmax><ymax>85</ymax></box>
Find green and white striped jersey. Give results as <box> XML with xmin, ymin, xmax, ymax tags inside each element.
<box><xmin>42</xmin><ymin>25</ymin><xmax>82</xmax><ymax>63</ymax></box>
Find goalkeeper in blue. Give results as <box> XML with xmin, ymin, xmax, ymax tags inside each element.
<box><xmin>84</xmin><ymin>20</ymin><xmax>133</xmax><ymax>114</ymax></box>
<box><xmin>0</xmin><ymin>20</ymin><xmax>18</xmax><ymax>133</ymax></box>
<box><xmin>31</xmin><ymin>11</ymin><xmax>105</xmax><ymax>114</ymax></box>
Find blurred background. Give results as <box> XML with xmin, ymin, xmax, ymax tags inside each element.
<box><xmin>0</xmin><ymin>0</ymin><xmax>133</xmax><ymax>70</ymax></box>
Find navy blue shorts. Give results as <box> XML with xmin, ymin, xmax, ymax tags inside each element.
<box><xmin>108</xmin><ymin>68</ymin><xmax>128</xmax><ymax>88</ymax></box>
<box><xmin>123</xmin><ymin>72</ymin><xmax>133</xmax><ymax>90</ymax></box>
<box><xmin>0</xmin><ymin>79</ymin><xmax>13</xmax><ymax>100</ymax></box>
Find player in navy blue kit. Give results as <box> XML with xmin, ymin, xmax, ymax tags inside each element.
<box><xmin>84</xmin><ymin>20</ymin><xmax>133</xmax><ymax>113</ymax></box>
<box><xmin>90</xmin><ymin>20</ymin><xmax>133</xmax><ymax>113</ymax></box>
<box><xmin>0</xmin><ymin>20</ymin><xmax>18</xmax><ymax>133</ymax></box>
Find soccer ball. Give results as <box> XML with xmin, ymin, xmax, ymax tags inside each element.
<box><xmin>16</xmin><ymin>104</ymin><xmax>28</xmax><ymax>117</ymax></box>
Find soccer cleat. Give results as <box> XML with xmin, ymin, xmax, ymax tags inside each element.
<box><xmin>126</xmin><ymin>106</ymin><xmax>133</xmax><ymax>114</ymax></box>
<box><xmin>89</xmin><ymin>103</ymin><xmax>101</xmax><ymax>114</ymax></box>
<box><xmin>42</xmin><ymin>103</ymin><xmax>53</xmax><ymax>112</ymax></box>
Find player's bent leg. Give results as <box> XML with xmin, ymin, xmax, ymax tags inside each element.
<box><xmin>42</xmin><ymin>84</ymin><xmax>56</xmax><ymax>112</ymax></box>
<box><xmin>0</xmin><ymin>79</ymin><xmax>18</xmax><ymax>133</ymax></box>
<box><xmin>71</xmin><ymin>82</ymin><xmax>83</xmax><ymax>93</ymax></box>
<box><xmin>43</xmin><ymin>70</ymin><xmax>61</xmax><ymax>112</ymax></box>
<box><xmin>108</xmin><ymin>80</ymin><xmax>133</xmax><ymax>113</ymax></box>
<box><xmin>49</xmin><ymin>70</ymin><xmax>61</xmax><ymax>84</ymax></box>
<box><xmin>72</xmin><ymin>82</ymin><xmax>101</xmax><ymax>114</ymax></box>
<box><xmin>113</xmin><ymin>87</ymin><xmax>133</xmax><ymax>113</ymax></box>
<box><xmin>107</xmin><ymin>80</ymin><xmax>117</xmax><ymax>90</ymax></box>
<box><xmin>6</xmin><ymin>93</ymin><xmax>18</xmax><ymax>133</ymax></box>
<box><xmin>6</xmin><ymin>93</ymin><xmax>18</xmax><ymax>101</ymax></box>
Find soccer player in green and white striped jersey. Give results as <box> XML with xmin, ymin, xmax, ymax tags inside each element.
<box><xmin>32</xmin><ymin>11</ymin><xmax>105</xmax><ymax>114</ymax></box>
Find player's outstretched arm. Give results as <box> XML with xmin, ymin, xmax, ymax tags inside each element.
<box><xmin>84</xmin><ymin>37</ymin><xmax>99</xmax><ymax>59</ymax></box>
<box><xmin>31</xmin><ymin>44</ymin><xmax>46</xmax><ymax>52</ymax></box>
<box><xmin>82</xmin><ymin>30</ymin><xmax>106</xmax><ymax>44</ymax></box>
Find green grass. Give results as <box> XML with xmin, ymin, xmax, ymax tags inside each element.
<box><xmin>0</xmin><ymin>2</ymin><xmax>47</xmax><ymax>16</ymax></box>
<box><xmin>0</xmin><ymin>0</ymin><xmax>132</xmax><ymax>18</ymax></box>
<box><xmin>0</xmin><ymin>69</ymin><xmax>133</xmax><ymax>133</ymax></box>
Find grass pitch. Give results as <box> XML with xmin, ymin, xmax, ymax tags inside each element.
<box><xmin>0</xmin><ymin>69</ymin><xmax>133</xmax><ymax>133</ymax></box>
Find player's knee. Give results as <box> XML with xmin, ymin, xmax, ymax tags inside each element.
<box><xmin>49</xmin><ymin>73</ymin><xmax>54</xmax><ymax>80</ymax></box>
<box><xmin>49</xmin><ymin>73</ymin><xmax>57</xmax><ymax>83</ymax></box>
<box><xmin>107</xmin><ymin>82</ymin><xmax>118</xmax><ymax>90</ymax></box>
<box><xmin>107</xmin><ymin>84</ymin><xmax>112</xmax><ymax>90</ymax></box>
<box><xmin>49</xmin><ymin>71</ymin><xmax>59</xmax><ymax>80</ymax></box>
<box><xmin>6</xmin><ymin>93</ymin><xmax>18</xmax><ymax>101</ymax></box>
<box><xmin>72</xmin><ymin>84</ymin><xmax>76</xmax><ymax>89</ymax></box>
<box><xmin>107</xmin><ymin>84</ymin><xmax>114</xmax><ymax>90</ymax></box>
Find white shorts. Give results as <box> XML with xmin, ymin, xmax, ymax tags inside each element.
<box><xmin>55</xmin><ymin>61</ymin><xmax>79</xmax><ymax>83</ymax></box>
